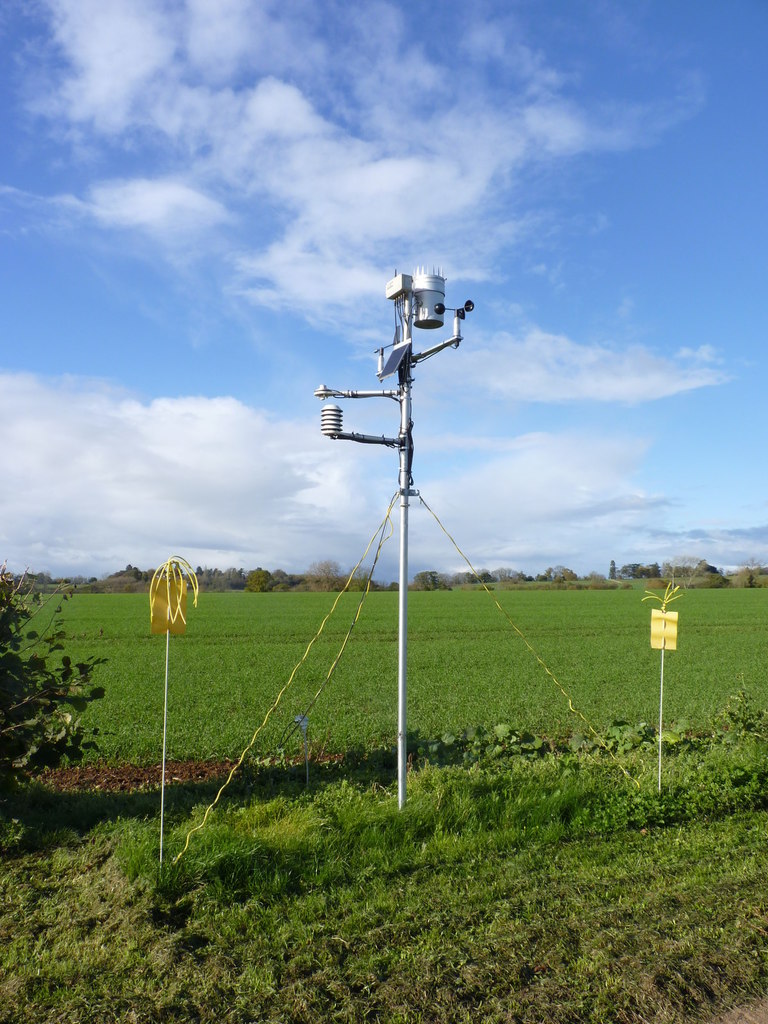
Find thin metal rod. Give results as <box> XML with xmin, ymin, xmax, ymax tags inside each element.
<box><xmin>657</xmin><ymin>645</ymin><xmax>665</xmax><ymax>794</ymax></box>
<box><xmin>160</xmin><ymin>625</ymin><xmax>170</xmax><ymax>864</ymax></box>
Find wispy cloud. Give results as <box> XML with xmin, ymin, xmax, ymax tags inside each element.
<box><xmin>19</xmin><ymin>0</ymin><xmax>705</xmax><ymax>317</ymax></box>
<box><xmin>42</xmin><ymin>0</ymin><xmax>176</xmax><ymax>133</ymax></box>
<box><xmin>60</xmin><ymin>178</ymin><xmax>231</xmax><ymax>238</ymax></box>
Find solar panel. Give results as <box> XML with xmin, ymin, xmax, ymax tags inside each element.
<box><xmin>377</xmin><ymin>339</ymin><xmax>411</xmax><ymax>381</ymax></box>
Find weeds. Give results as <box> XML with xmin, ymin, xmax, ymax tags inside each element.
<box><xmin>5</xmin><ymin>697</ymin><xmax>768</xmax><ymax>1023</ymax></box>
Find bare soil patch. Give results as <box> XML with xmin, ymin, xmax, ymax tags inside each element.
<box><xmin>38</xmin><ymin>759</ymin><xmax>236</xmax><ymax>792</ymax></box>
<box><xmin>712</xmin><ymin>1001</ymin><xmax>768</xmax><ymax>1024</ymax></box>
<box><xmin>37</xmin><ymin>751</ymin><xmax>344</xmax><ymax>793</ymax></box>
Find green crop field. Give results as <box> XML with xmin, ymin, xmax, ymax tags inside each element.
<box><xmin>56</xmin><ymin>587</ymin><xmax>768</xmax><ymax>765</ymax></box>
<box><xmin>8</xmin><ymin>586</ymin><xmax>768</xmax><ymax>1024</ymax></box>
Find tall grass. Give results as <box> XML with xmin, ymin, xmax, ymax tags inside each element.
<box><xmin>5</xmin><ymin>740</ymin><xmax>768</xmax><ymax>1022</ymax></box>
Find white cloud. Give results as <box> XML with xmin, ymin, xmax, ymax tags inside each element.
<box><xmin>234</xmin><ymin>243</ymin><xmax>384</xmax><ymax>313</ymax></box>
<box><xmin>0</xmin><ymin>371</ymin><xmax>656</xmax><ymax>579</ymax></box>
<box><xmin>676</xmin><ymin>344</ymin><xmax>720</xmax><ymax>363</ymax></box>
<box><xmin>2</xmin><ymin>370</ymin><xmax>761</xmax><ymax>579</ymax></box>
<box><xmin>182</xmin><ymin>0</ymin><xmax>326</xmax><ymax>85</ymax></box>
<box><xmin>3</xmin><ymin>177</ymin><xmax>231</xmax><ymax>246</ymax></box>
<box><xmin>404</xmin><ymin>429</ymin><xmax>661</xmax><ymax>574</ymax></box>
<box><xmin>83</xmin><ymin>178</ymin><xmax>231</xmax><ymax>236</ymax></box>
<box><xmin>23</xmin><ymin>0</ymin><xmax>705</xmax><ymax>316</ymax></box>
<box><xmin>0</xmin><ymin>372</ymin><xmax>377</xmax><ymax>575</ymax></box>
<box><xmin>642</xmin><ymin>523</ymin><xmax>768</xmax><ymax>575</ymax></box>
<box><xmin>459</xmin><ymin>329</ymin><xmax>729</xmax><ymax>403</ymax></box>
<box><xmin>183</xmin><ymin>0</ymin><xmax>263</xmax><ymax>80</ymax></box>
<box><xmin>522</xmin><ymin>100</ymin><xmax>590</xmax><ymax>155</ymax></box>
<box><xmin>44</xmin><ymin>0</ymin><xmax>176</xmax><ymax>133</ymax></box>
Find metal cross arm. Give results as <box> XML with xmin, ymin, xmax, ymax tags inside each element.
<box><xmin>323</xmin><ymin>425</ymin><xmax>401</xmax><ymax>447</ymax></box>
<box><xmin>318</xmin><ymin>400</ymin><xmax>400</xmax><ymax>445</ymax></box>
<box><xmin>314</xmin><ymin>385</ymin><xmax>399</xmax><ymax>401</ymax></box>
<box><xmin>411</xmin><ymin>333</ymin><xmax>462</xmax><ymax>364</ymax></box>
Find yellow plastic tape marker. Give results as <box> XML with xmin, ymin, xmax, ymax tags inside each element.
<box><xmin>150</xmin><ymin>575</ymin><xmax>188</xmax><ymax>635</ymax></box>
<box><xmin>650</xmin><ymin>608</ymin><xmax>678</xmax><ymax>651</ymax></box>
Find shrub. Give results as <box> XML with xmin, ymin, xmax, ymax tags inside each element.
<box><xmin>0</xmin><ymin>564</ymin><xmax>104</xmax><ymax>786</ymax></box>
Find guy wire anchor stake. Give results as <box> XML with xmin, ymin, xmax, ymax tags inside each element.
<box><xmin>294</xmin><ymin>714</ymin><xmax>309</xmax><ymax>786</ymax></box>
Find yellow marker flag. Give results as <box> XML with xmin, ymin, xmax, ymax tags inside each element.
<box><xmin>650</xmin><ymin>608</ymin><xmax>678</xmax><ymax>651</ymax></box>
<box><xmin>150</xmin><ymin>575</ymin><xmax>188</xmax><ymax>634</ymax></box>
<box><xmin>149</xmin><ymin>557</ymin><xmax>198</xmax><ymax>635</ymax></box>
<box><xmin>150</xmin><ymin>556</ymin><xmax>199</xmax><ymax>865</ymax></box>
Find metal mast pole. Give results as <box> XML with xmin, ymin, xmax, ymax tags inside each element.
<box><xmin>314</xmin><ymin>269</ymin><xmax>472</xmax><ymax>810</ymax></box>
<box><xmin>397</xmin><ymin>381</ymin><xmax>411</xmax><ymax>808</ymax></box>
<box><xmin>397</xmin><ymin>299</ymin><xmax>413</xmax><ymax>809</ymax></box>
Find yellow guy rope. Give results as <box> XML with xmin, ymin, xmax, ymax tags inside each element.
<box><xmin>174</xmin><ymin>492</ymin><xmax>399</xmax><ymax>864</ymax></box>
<box><xmin>418</xmin><ymin>494</ymin><xmax>641</xmax><ymax>789</ymax></box>
<box><xmin>293</xmin><ymin>495</ymin><xmax>396</xmax><ymax>730</ymax></box>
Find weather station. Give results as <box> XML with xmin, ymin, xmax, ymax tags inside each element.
<box><xmin>314</xmin><ymin>269</ymin><xmax>474</xmax><ymax>807</ymax></box>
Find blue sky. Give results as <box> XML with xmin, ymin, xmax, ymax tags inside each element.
<box><xmin>1</xmin><ymin>0</ymin><xmax>767</xmax><ymax>582</ymax></box>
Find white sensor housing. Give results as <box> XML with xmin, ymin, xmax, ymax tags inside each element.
<box><xmin>412</xmin><ymin>269</ymin><xmax>445</xmax><ymax>329</ymax></box>
<box><xmin>385</xmin><ymin>273</ymin><xmax>413</xmax><ymax>300</ymax></box>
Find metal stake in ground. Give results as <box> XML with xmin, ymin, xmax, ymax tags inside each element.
<box><xmin>314</xmin><ymin>269</ymin><xmax>473</xmax><ymax>808</ymax></box>
<box><xmin>149</xmin><ymin>557</ymin><xmax>199</xmax><ymax>864</ymax></box>
<box><xmin>644</xmin><ymin>583</ymin><xmax>681</xmax><ymax>793</ymax></box>
<box><xmin>294</xmin><ymin>714</ymin><xmax>309</xmax><ymax>785</ymax></box>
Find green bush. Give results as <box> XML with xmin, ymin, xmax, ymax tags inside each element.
<box><xmin>0</xmin><ymin>565</ymin><xmax>104</xmax><ymax>785</ymax></box>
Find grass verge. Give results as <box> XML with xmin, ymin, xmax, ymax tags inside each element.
<box><xmin>3</xmin><ymin>742</ymin><xmax>768</xmax><ymax>1023</ymax></box>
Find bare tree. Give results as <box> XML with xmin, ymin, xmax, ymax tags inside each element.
<box><xmin>734</xmin><ymin>558</ymin><xmax>763</xmax><ymax>588</ymax></box>
<box><xmin>306</xmin><ymin>560</ymin><xmax>343</xmax><ymax>591</ymax></box>
<box><xmin>662</xmin><ymin>555</ymin><xmax>699</xmax><ymax>589</ymax></box>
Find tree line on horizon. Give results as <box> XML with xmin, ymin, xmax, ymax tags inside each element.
<box><xmin>20</xmin><ymin>556</ymin><xmax>768</xmax><ymax>594</ymax></box>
